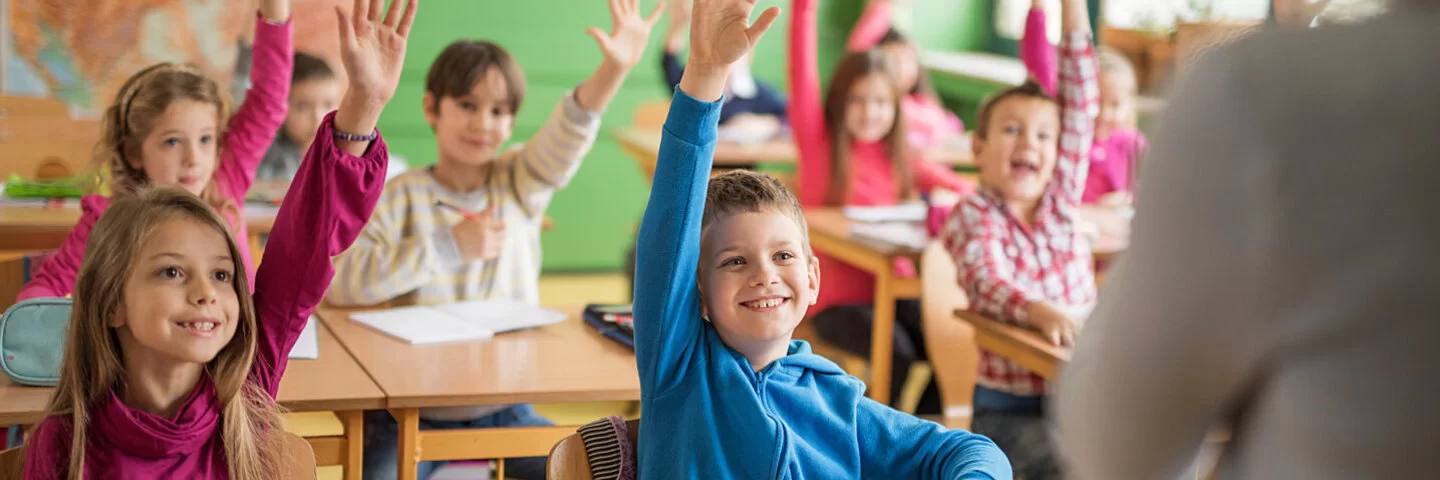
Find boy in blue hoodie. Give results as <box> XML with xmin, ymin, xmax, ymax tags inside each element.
<box><xmin>632</xmin><ymin>0</ymin><xmax>1012</xmax><ymax>477</ymax></box>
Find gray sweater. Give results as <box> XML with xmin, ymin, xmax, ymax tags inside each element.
<box><xmin>1054</xmin><ymin>6</ymin><xmax>1440</xmax><ymax>479</ymax></box>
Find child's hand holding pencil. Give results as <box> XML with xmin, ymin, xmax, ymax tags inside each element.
<box><xmin>438</xmin><ymin>201</ymin><xmax>507</xmax><ymax>261</ymax></box>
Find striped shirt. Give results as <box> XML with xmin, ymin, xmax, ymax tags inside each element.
<box><xmin>941</xmin><ymin>31</ymin><xmax>1100</xmax><ymax>397</ymax></box>
<box><xmin>328</xmin><ymin>90</ymin><xmax>600</xmax><ymax>310</ymax></box>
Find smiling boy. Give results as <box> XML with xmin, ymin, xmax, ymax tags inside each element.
<box><xmin>632</xmin><ymin>0</ymin><xmax>1010</xmax><ymax>478</ymax></box>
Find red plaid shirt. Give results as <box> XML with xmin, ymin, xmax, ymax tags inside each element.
<box><xmin>941</xmin><ymin>31</ymin><xmax>1100</xmax><ymax>396</ymax></box>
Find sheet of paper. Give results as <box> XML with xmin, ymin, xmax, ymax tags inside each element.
<box><xmin>843</xmin><ymin>202</ymin><xmax>929</xmax><ymax>223</ymax></box>
<box><xmin>434</xmin><ymin>300</ymin><xmax>568</xmax><ymax>334</ymax></box>
<box><xmin>288</xmin><ymin>315</ymin><xmax>320</xmax><ymax>359</ymax></box>
<box><xmin>848</xmin><ymin>222</ymin><xmax>928</xmax><ymax>250</ymax></box>
<box><xmin>350</xmin><ymin>306</ymin><xmax>493</xmax><ymax>345</ymax></box>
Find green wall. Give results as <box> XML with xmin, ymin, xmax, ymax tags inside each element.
<box><xmin>377</xmin><ymin>0</ymin><xmax>859</xmax><ymax>272</ymax></box>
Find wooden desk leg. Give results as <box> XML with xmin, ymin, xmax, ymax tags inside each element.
<box><xmin>869</xmin><ymin>268</ymin><xmax>896</xmax><ymax>405</ymax></box>
<box><xmin>391</xmin><ymin>408</ymin><xmax>421</xmax><ymax>480</ymax></box>
<box><xmin>340</xmin><ymin>411</ymin><xmax>364</xmax><ymax>480</ymax></box>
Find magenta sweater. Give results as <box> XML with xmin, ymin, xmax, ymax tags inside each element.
<box><xmin>21</xmin><ymin>112</ymin><xmax>390</xmax><ymax>480</ymax></box>
<box><xmin>18</xmin><ymin>15</ymin><xmax>293</xmax><ymax>301</ymax></box>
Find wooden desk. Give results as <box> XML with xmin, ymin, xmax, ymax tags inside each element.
<box><xmin>0</xmin><ymin>204</ymin><xmax>275</xmax><ymax>251</ymax></box>
<box><xmin>0</xmin><ymin>323</ymin><xmax>381</xmax><ymax>480</ymax></box>
<box><xmin>614</xmin><ymin>127</ymin><xmax>974</xmax><ymax>184</ymax></box>
<box><xmin>316</xmin><ymin>306</ymin><xmax>640</xmax><ymax>480</ymax></box>
<box><xmin>804</xmin><ymin>209</ymin><xmax>923</xmax><ymax>405</ymax></box>
<box><xmin>953</xmin><ymin>309</ymin><xmax>1070</xmax><ymax>380</ymax></box>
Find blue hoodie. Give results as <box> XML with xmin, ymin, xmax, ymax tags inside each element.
<box><xmin>633</xmin><ymin>89</ymin><xmax>1013</xmax><ymax>479</ymax></box>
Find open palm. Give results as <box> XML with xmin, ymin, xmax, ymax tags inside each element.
<box><xmin>688</xmin><ymin>0</ymin><xmax>780</xmax><ymax>67</ymax></box>
<box><xmin>588</xmin><ymin>0</ymin><xmax>666</xmax><ymax>69</ymax></box>
<box><xmin>336</xmin><ymin>0</ymin><xmax>418</xmax><ymax>104</ymax></box>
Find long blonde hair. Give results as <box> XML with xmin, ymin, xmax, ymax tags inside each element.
<box><xmin>95</xmin><ymin>63</ymin><xmax>240</xmax><ymax>226</ymax></box>
<box><xmin>823</xmin><ymin>49</ymin><xmax>914</xmax><ymax>206</ymax></box>
<box><xmin>43</xmin><ymin>187</ymin><xmax>281</xmax><ymax>480</ymax></box>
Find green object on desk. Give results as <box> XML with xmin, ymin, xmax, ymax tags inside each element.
<box><xmin>3</xmin><ymin>174</ymin><xmax>85</xmax><ymax>199</ymax></box>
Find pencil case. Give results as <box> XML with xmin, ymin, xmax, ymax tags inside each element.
<box><xmin>0</xmin><ymin>297</ymin><xmax>71</xmax><ymax>387</ymax></box>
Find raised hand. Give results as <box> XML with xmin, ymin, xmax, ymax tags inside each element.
<box><xmin>678</xmin><ymin>0</ymin><xmax>779</xmax><ymax>102</ymax></box>
<box><xmin>587</xmin><ymin>0</ymin><xmax>666</xmax><ymax>70</ymax></box>
<box><xmin>687</xmin><ymin>0</ymin><xmax>780</xmax><ymax>69</ymax></box>
<box><xmin>335</xmin><ymin>0</ymin><xmax>418</xmax><ymax>106</ymax></box>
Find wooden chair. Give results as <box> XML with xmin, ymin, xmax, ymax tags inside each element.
<box><xmin>276</xmin><ymin>428</ymin><xmax>319</xmax><ymax>479</ymax></box>
<box><xmin>0</xmin><ymin>443</ymin><xmax>23</xmax><ymax>478</ymax></box>
<box><xmin>918</xmin><ymin>241</ymin><xmax>980</xmax><ymax>430</ymax></box>
<box><xmin>547</xmin><ymin>418</ymin><xmax>640</xmax><ymax>480</ymax></box>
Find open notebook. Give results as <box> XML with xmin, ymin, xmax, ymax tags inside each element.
<box><xmin>350</xmin><ymin>301</ymin><xmax>568</xmax><ymax>345</ymax></box>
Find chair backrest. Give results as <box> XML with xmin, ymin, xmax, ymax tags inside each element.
<box><xmin>632</xmin><ymin>100</ymin><xmax>670</xmax><ymax>129</ymax></box>
<box><xmin>0</xmin><ymin>444</ymin><xmax>24</xmax><ymax>477</ymax></box>
<box><xmin>0</xmin><ymin>430</ymin><xmax>313</xmax><ymax>479</ymax></box>
<box><xmin>547</xmin><ymin>418</ymin><xmax>640</xmax><ymax>480</ymax></box>
<box><xmin>276</xmin><ymin>429</ymin><xmax>318</xmax><ymax>480</ymax></box>
<box><xmin>918</xmin><ymin>241</ymin><xmax>979</xmax><ymax>430</ymax></box>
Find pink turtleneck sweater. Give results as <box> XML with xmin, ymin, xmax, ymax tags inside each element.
<box><xmin>22</xmin><ymin>112</ymin><xmax>390</xmax><ymax>480</ymax></box>
<box><xmin>790</xmin><ymin>0</ymin><xmax>975</xmax><ymax>315</ymax></box>
<box><xmin>17</xmin><ymin>15</ymin><xmax>293</xmax><ymax>302</ymax></box>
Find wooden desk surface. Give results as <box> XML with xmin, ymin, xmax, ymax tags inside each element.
<box><xmin>953</xmin><ymin>309</ymin><xmax>1070</xmax><ymax>380</ymax></box>
<box><xmin>276</xmin><ymin>321</ymin><xmax>387</xmax><ymax>412</ymax></box>
<box><xmin>804</xmin><ymin>209</ymin><xmax>924</xmax><ymax>260</ymax></box>
<box><xmin>614</xmin><ymin>127</ymin><xmax>974</xmax><ymax>168</ymax></box>
<box><xmin>0</xmin><ymin>323</ymin><xmax>384</xmax><ymax>425</ymax></box>
<box><xmin>0</xmin><ymin>204</ymin><xmax>276</xmax><ymax>234</ymax></box>
<box><xmin>316</xmin><ymin>306</ymin><xmax>640</xmax><ymax>409</ymax></box>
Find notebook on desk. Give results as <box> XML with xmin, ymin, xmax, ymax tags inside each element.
<box><xmin>349</xmin><ymin>300</ymin><xmax>567</xmax><ymax>345</ymax></box>
<box><xmin>288</xmin><ymin>315</ymin><xmax>320</xmax><ymax>359</ymax></box>
<box><xmin>843</xmin><ymin>202</ymin><xmax>928</xmax><ymax>223</ymax></box>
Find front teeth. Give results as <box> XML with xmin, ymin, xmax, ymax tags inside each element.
<box><xmin>181</xmin><ymin>322</ymin><xmax>217</xmax><ymax>331</ymax></box>
<box><xmin>746</xmin><ymin>298</ymin><xmax>784</xmax><ymax>309</ymax></box>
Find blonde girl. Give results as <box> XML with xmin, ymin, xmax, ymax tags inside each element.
<box><xmin>18</xmin><ymin>0</ymin><xmax>294</xmax><ymax>302</ymax></box>
<box><xmin>22</xmin><ymin>0</ymin><xmax>418</xmax><ymax>478</ymax></box>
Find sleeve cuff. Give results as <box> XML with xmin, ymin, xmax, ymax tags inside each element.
<box><xmin>257</xmin><ymin>12</ymin><xmax>291</xmax><ymax>26</ymax></box>
<box><xmin>664</xmin><ymin>89</ymin><xmax>723</xmax><ymax>146</ymax></box>
<box><xmin>564</xmin><ymin>88</ymin><xmax>607</xmax><ymax>120</ymax></box>
<box><xmin>430</xmin><ymin>229</ymin><xmax>465</xmax><ymax>266</ymax></box>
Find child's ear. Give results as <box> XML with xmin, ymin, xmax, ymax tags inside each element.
<box><xmin>108</xmin><ymin>308</ymin><xmax>127</xmax><ymax>328</ymax></box>
<box><xmin>422</xmin><ymin>92</ymin><xmax>438</xmax><ymax>128</ymax></box>
<box><xmin>807</xmin><ymin>255</ymin><xmax>821</xmax><ymax>305</ymax></box>
<box><xmin>970</xmin><ymin>130</ymin><xmax>985</xmax><ymax>160</ymax></box>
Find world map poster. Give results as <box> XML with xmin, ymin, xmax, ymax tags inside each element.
<box><xmin>6</xmin><ymin>0</ymin><xmax>347</xmax><ymax>114</ymax></box>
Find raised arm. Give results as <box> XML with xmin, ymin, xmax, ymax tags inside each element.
<box><xmin>661</xmin><ymin>0</ymin><xmax>690</xmax><ymax>93</ymax></box>
<box><xmin>1051</xmin><ymin>0</ymin><xmax>1099</xmax><ymax>207</ymax></box>
<box><xmin>788</xmin><ymin>0</ymin><xmax>830</xmax><ymax>206</ymax></box>
<box><xmin>636</xmin><ymin>0</ymin><xmax>780</xmax><ymax>396</ymax></box>
<box><xmin>16</xmin><ymin>197</ymin><xmax>106</xmax><ymax>301</ymax></box>
<box><xmin>858</xmin><ymin>398</ymin><xmax>1012</xmax><ymax>479</ymax></box>
<box><xmin>1021</xmin><ymin>0</ymin><xmax>1057</xmax><ymax>96</ymax></box>
<box><xmin>576</xmin><ymin>0</ymin><xmax>665</xmax><ymax>113</ymax></box>
<box><xmin>215</xmin><ymin>4</ymin><xmax>293</xmax><ymax>199</ymax></box>
<box><xmin>910</xmin><ymin>155</ymin><xmax>976</xmax><ymax>197</ymax></box>
<box><xmin>250</xmin><ymin>0</ymin><xmax>415</xmax><ymax>394</ymax></box>
<box><xmin>847</xmin><ymin>0</ymin><xmax>895</xmax><ymax>52</ymax></box>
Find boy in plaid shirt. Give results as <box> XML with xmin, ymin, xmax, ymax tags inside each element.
<box><xmin>939</xmin><ymin>0</ymin><xmax>1099</xmax><ymax>477</ymax></box>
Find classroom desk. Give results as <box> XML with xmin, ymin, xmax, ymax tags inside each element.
<box><xmin>804</xmin><ymin>206</ymin><xmax>1128</xmax><ymax>405</ymax></box>
<box><xmin>0</xmin><ymin>204</ymin><xmax>275</xmax><ymax>252</ymax></box>
<box><xmin>614</xmin><ymin>127</ymin><xmax>975</xmax><ymax>184</ymax></box>
<box><xmin>803</xmin><ymin>209</ymin><xmax>924</xmax><ymax>406</ymax></box>
<box><xmin>953</xmin><ymin>309</ymin><xmax>1070</xmax><ymax>380</ymax></box>
<box><xmin>0</xmin><ymin>322</ymin><xmax>381</xmax><ymax>480</ymax></box>
<box><xmin>315</xmin><ymin>305</ymin><xmax>640</xmax><ymax>480</ymax></box>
